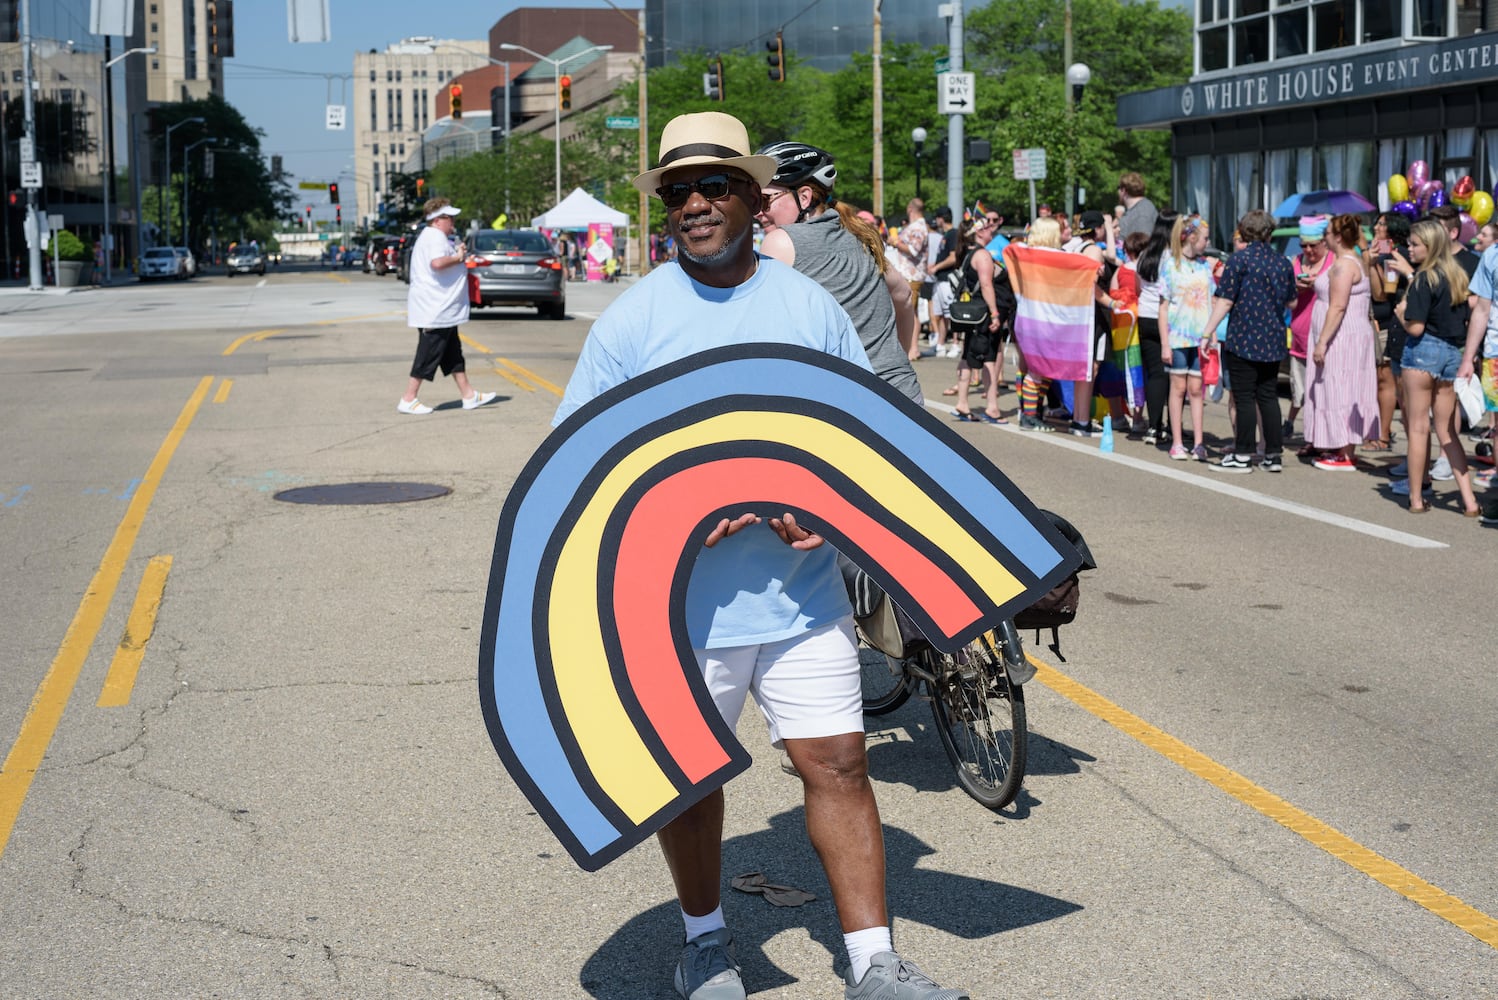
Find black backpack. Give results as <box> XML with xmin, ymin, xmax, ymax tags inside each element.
<box><xmin>1013</xmin><ymin>510</ymin><xmax>1096</xmax><ymax>660</ymax></box>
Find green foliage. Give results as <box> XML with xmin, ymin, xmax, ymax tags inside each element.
<box><xmin>426</xmin><ymin>132</ymin><xmax>564</xmax><ymax>227</ymax></box>
<box><xmin>46</xmin><ymin>229</ymin><xmax>90</xmax><ymax>262</ymax></box>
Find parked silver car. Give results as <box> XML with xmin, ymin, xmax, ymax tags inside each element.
<box><xmin>140</xmin><ymin>246</ymin><xmax>187</xmax><ymax>280</ymax></box>
<box><xmin>468</xmin><ymin>229</ymin><xmax>566</xmax><ymax>319</ymax></box>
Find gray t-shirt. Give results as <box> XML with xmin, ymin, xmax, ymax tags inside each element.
<box><xmin>1119</xmin><ymin>197</ymin><xmax>1159</xmax><ymax>239</ymax></box>
<box><xmin>784</xmin><ymin>212</ymin><xmax>924</xmax><ymax>405</ymax></box>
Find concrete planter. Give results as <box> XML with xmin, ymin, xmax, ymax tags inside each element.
<box><xmin>56</xmin><ymin>260</ymin><xmax>89</xmax><ymax>287</ymax></box>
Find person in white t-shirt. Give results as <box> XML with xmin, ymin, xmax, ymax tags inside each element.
<box><xmin>396</xmin><ymin>199</ymin><xmax>497</xmax><ymax>415</ymax></box>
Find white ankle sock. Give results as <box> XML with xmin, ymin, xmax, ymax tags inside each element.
<box><xmin>681</xmin><ymin>904</ymin><xmax>726</xmax><ymax>940</ymax></box>
<box><xmin>844</xmin><ymin>926</ymin><xmax>893</xmax><ymax>983</ymax></box>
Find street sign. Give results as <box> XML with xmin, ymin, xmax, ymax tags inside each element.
<box><xmin>934</xmin><ymin>56</ymin><xmax>949</xmax><ymax>74</ymax></box>
<box><xmin>326</xmin><ymin>104</ymin><xmax>346</xmax><ymax>130</ymax></box>
<box><xmin>938</xmin><ymin>72</ymin><xmax>975</xmax><ymax>115</ymax></box>
<box><xmin>298</xmin><ymin>181</ymin><xmax>329</xmax><ymax>191</ymax></box>
<box><xmin>20</xmin><ymin>137</ymin><xmax>34</xmax><ymax>163</ymax></box>
<box><xmin>1012</xmin><ymin>147</ymin><xmax>1047</xmax><ymax>181</ymax></box>
<box><xmin>20</xmin><ymin>161</ymin><xmax>41</xmax><ymax>189</ymax></box>
<box><xmin>605</xmin><ymin>116</ymin><xmax>640</xmax><ymax>130</ymax></box>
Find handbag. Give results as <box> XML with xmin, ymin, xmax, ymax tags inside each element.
<box><xmin>948</xmin><ymin>296</ymin><xmax>991</xmax><ymax>327</ymax></box>
<box><xmin>1200</xmin><ymin>345</ymin><xmax>1220</xmax><ymax>387</ymax></box>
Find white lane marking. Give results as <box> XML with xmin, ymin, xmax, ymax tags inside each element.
<box><xmin>256</xmin><ymin>279</ymin><xmax>268</xmax><ymax>288</ymax></box>
<box><xmin>924</xmin><ymin>400</ymin><xmax>1446</xmax><ymax>550</ymax></box>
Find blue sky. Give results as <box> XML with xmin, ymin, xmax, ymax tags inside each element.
<box><xmin>224</xmin><ymin>0</ymin><xmax>641</xmax><ymax>201</ymax></box>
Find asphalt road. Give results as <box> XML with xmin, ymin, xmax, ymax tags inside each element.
<box><xmin>1</xmin><ymin>267</ymin><xmax>1495</xmax><ymax>999</ymax></box>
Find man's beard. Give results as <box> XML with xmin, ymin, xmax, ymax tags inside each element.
<box><xmin>678</xmin><ymin>218</ymin><xmax>747</xmax><ymax>267</ymax></box>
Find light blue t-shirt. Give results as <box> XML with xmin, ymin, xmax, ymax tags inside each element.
<box><xmin>554</xmin><ymin>256</ymin><xmax>872</xmax><ymax>649</ymax></box>
<box><xmin>1470</xmin><ymin>245</ymin><xmax>1498</xmax><ymax>359</ymax></box>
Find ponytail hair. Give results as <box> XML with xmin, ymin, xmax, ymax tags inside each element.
<box><xmin>834</xmin><ymin>200</ymin><xmax>888</xmax><ymax>273</ymax></box>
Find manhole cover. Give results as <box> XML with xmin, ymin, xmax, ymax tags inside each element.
<box><xmin>272</xmin><ymin>482</ymin><xmax>451</xmax><ymax>505</ymax></box>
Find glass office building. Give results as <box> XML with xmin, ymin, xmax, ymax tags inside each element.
<box><xmin>1118</xmin><ymin>0</ymin><xmax>1498</xmax><ymax>240</ymax></box>
<box><xmin>645</xmin><ymin>0</ymin><xmax>949</xmax><ymax>71</ymax></box>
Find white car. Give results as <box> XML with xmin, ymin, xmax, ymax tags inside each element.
<box><xmin>172</xmin><ymin>247</ymin><xmax>197</xmax><ymax>277</ymax></box>
<box><xmin>140</xmin><ymin>246</ymin><xmax>187</xmax><ymax>281</ymax></box>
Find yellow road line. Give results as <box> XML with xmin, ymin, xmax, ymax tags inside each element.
<box><xmin>460</xmin><ymin>333</ymin><xmax>495</xmax><ymax>355</ymax></box>
<box><xmin>326</xmin><ymin>273</ymin><xmax>351</xmax><ymax>284</ymax></box>
<box><xmin>0</xmin><ymin>377</ymin><xmax>212</xmax><ymax>859</ymax></box>
<box><xmin>213</xmin><ymin>379</ymin><xmax>233</xmax><ymax>404</ymax></box>
<box><xmin>222</xmin><ymin>328</ymin><xmax>283</xmax><ymax>356</ymax></box>
<box><xmin>494</xmin><ymin>367</ymin><xmax>536</xmax><ymax>392</ymax></box>
<box><xmin>312</xmin><ymin>309</ymin><xmax>403</xmax><ymax>326</ymax></box>
<box><xmin>1029</xmin><ymin>654</ymin><xmax>1498</xmax><ymax>949</ymax></box>
<box><xmin>97</xmin><ymin>556</ymin><xmax>174</xmax><ymax>708</ymax></box>
<box><xmin>497</xmin><ymin>358</ymin><xmax>563</xmax><ymax>397</ymax></box>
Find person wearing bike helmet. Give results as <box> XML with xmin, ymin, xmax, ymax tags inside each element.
<box><xmin>754</xmin><ymin>140</ymin><xmax>925</xmax><ymax>406</ymax></box>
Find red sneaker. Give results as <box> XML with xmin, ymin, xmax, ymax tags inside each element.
<box><xmin>1312</xmin><ymin>453</ymin><xmax>1356</xmax><ymax>471</ymax></box>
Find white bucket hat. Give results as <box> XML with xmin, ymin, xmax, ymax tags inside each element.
<box><xmin>633</xmin><ymin>112</ymin><xmax>777</xmax><ymax>197</ymax></box>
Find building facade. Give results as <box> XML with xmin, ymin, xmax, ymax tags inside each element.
<box><xmin>645</xmin><ymin>0</ymin><xmax>949</xmax><ymax>71</ymax></box>
<box><xmin>1118</xmin><ymin>0</ymin><xmax>1498</xmax><ymax>240</ymax></box>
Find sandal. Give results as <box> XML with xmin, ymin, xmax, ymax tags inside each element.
<box><xmin>953</xmin><ymin>410</ymin><xmax>977</xmax><ymax>422</ymax></box>
<box><xmin>1407</xmin><ymin>503</ymin><xmax>1431</xmax><ymax>514</ymax></box>
<box><xmin>1463</xmin><ymin>507</ymin><xmax>1483</xmax><ymax>518</ymax></box>
<box><xmin>1359</xmin><ymin>439</ymin><xmax>1393</xmax><ymax>452</ymax></box>
<box><xmin>978</xmin><ymin>412</ymin><xmax>1009</xmax><ymax>424</ymax></box>
<box><xmin>942</xmin><ymin>386</ymin><xmax>959</xmax><ymax>396</ymax></box>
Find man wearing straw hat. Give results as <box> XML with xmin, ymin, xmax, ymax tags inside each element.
<box><xmin>554</xmin><ymin>112</ymin><xmax>969</xmax><ymax>1000</ymax></box>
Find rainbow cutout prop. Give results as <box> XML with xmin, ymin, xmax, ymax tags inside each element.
<box><xmin>478</xmin><ymin>343</ymin><xmax>1081</xmax><ymax>871</ymax></box>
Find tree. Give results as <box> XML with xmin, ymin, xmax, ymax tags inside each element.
<box><xmin>424</xmin><ymin>132</ymin><xmax>559</xmax><ymax>226</ymax></box>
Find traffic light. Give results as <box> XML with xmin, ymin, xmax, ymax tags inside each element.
<box><xmin>766</xmin><ymin>31</ymin><xmax>785</xmax><ymax>83</ymax></box>
<box><xmin>336</xmin><ymin>207</ymin><xmax>342</xmax><ymax>226</ymax></box>
<box><xmin>0</xmin><ymin>1</ymin><xmax>17</xmax><ymax>44</ymax></box>
<box><xmin>449</xmin><ymin>83</ymin><xmax>463</xmax><ymax>119</ymax></box>
<box><xmin>328</xmin><ymin>182</ymin><xmax>340</xmax><ymax>205</ymax></box>
<box><xmin>271</xmin><ymin>155</ymin><xmax>282</xmax><ymax>181</ymax></box>
<box><xmin>704</xmin><ymin>58</ymin><xmax>724</xmax><ymax>101</ymax></box>
<box><xmin>559</xmin><ymin>75</ymin><xmax>572</xmax><ymax>111</ymax></box>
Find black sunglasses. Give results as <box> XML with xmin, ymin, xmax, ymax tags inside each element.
<box><xmin>657</xmin><ymin>173</ymin><xmax>743</xmax><ymax>209</ymax></box>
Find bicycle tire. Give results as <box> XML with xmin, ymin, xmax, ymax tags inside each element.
<box><xmin>859</xmin><ymin>642</ymin><xmax>913</xmax><ymax>716</ymax></box>
<box><xmin>927</xmin><ymin>635</ymin><xmax>1028</xmax><ymax>809</ymax></box>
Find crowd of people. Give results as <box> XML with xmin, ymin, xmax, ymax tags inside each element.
<box><xmin>867</xmin><ymin>175</ymin><xmax>1498</xmax><ymax>521</ymax></box>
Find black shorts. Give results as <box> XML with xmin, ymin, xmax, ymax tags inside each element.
<box><xmin>962</xmin><ymin>327</ymin><xmax>1001</xmax><ymax>365</ymax></box>
<box><xmin>410</xmin><ymin>326</ymin><xmax>465</xmax><ymax>380</ymax></box>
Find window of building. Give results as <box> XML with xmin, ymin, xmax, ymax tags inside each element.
<box><xmin>371</xmin><ymin>90</ymin><xmax>378</xmax><ymax>130</ymax></box>
<box><xmin>396</xmin><ymin>69</ymin><xmax>402</xmax><ymax>82</ymax></box>
<box><xmin>1199</xmin><ymin>26</ymin><xmax>1230</xmax><ymax>70</ymax></box>
<box><xmin>1312</xmin><ymin>0</ymin><xmax>1354</xmax><ymax>50</ymax></box>
<box><xmin>387</xmin><ymin>69</ymin><xmax>393</xmax><ymax>82</ymax></box>
<box><xmin>1237</xmin><ymin>0</ymin><xmax>1269</xmax><ymax>15</ymax></box>
<box><xmin>152</xmin><ymin>60</ymin><xmax>159</xmax><ymax>69</ymax></box>
<box><xmin>1234</xmin><ymin>17</ymin><xmax>1270</xmax><ymax>63</ymax></box>
<box><xmin>369</xmin><ymin>69</ymin><xmax>375</xmax><ymax>81</ymax></box>
<box><xmin>1362</xmin><ymin>0</ymin><xmax>1399</xmax><ymax>39</ymax></box>
<box><xmin>1457</xmin><ymin>0</ymin><xmax>1485</xmax><ymax>33</ymax></box>
<box><xmin>374</xmin><ymin>163</ymin><xmax>381</xmax><ymax>193</ymax></box>
<box><xmin>150</xmin><ymin>3</ymin><xmax>157</xmax><ymax>11</ymax></box>
<box><xmin>1413</xmin><ymin>0</ymin><xmax>1448</xmax><ymax>35</ymax></box>
<box><xmin>1200</xmin><ymin>0</ymin><xmax>1230</xmax><ymax>21</ymax></box>
<box><xmin>150</xmin><ymin>21</ymin><xmax>157</xmax><ymax>32</ymax></box>
<box><xmin>396</xmin><ymin>90</ymin><xmax>403</xmax><ymax>130</ymax></box>
<box><xmin>1275</xmin><ymin>9</ymin><xmax>1309</xmax><ymax>54</ymax></box>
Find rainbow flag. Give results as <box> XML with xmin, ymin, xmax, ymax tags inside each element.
<box><xmin>1110</xmin><ymin>306</ymin><xmax>1146</xmax><ymax>409</ymax></box>
<box><xmin>1001</xmin><ymin>244</ymin><xmax>1099</xmax><ymax>382</ymax></box>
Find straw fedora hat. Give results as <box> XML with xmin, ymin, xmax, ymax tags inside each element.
<box><xmin>633</xmin><ymin>112</ymin><xmax>777</xmax><ymax>197</ymax></box>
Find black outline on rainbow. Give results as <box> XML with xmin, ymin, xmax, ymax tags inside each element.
<box><xmin>478</xmin><ymin>343</ymin><xmax>1081</xmax><ymax>871</ymax></box>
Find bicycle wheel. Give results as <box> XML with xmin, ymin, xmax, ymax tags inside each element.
<box><xmin>859</xmin><ymin>642</ymin><xmax>913</xmax><ymax>716</ymax></box>
<box><xmin>927</xmin><ymin>635</ymin><xmax>1027</xmax><ymax>809</ymax></box>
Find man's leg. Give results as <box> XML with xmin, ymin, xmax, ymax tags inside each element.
<box><xmin>657</xmin><ymin>789</ymin><xmax>725</xmax><ymax>920</ymax></box>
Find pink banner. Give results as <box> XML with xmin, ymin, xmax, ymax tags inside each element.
<box><xmin>586</xmin><ymin>223</ymin><xmax>615</xmax><ymax>282</ymax></box>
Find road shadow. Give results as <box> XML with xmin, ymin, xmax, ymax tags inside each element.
<box><xmin>579</xmin><ymin>807</ymin><xmax>1081</xmax><ymax>997</ymax></box>
<box><xmin>430</xmin><ymin>396</ymin><xmax>514</xmax><ymax>411</ymax></box>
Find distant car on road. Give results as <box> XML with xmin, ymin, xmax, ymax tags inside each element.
<box><xmin>172</xmin><ymin>247</ymin><xmax>197</xmax><ymax>278</ymax></box>
<box><xmin>468</xmin><ymin>229</ymin><xmax>567</xmax><ymax>319</ymax></box>
<box><xmin>365</xmin><ymin>236</ymin><xmax>403</xmax><ymax>276</ymax></box>
<box><xmin>140</xmin><ymin>246</ymin><xmax>187</xmax><ymax>281</ymax></box>
<box><xmin>226</xmin><ymin>247</ymin><xmax>267</xmax><ymax>277</ymax></box>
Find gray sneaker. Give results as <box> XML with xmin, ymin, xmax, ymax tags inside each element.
<box><xmin>845</xmin><ymin>952</ymin><xmax>969</xmax><ymax>999</ymax></box>
<box><xmin>675</xmin><ymin>929</ymin><xmax>745</xmax><ymax>1000</ymax></box>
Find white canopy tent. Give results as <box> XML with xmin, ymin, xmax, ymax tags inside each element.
<box><xmin>531</xmin><ymin>188</ymin><xmax>629</xmax><ymax>230</ymax></box>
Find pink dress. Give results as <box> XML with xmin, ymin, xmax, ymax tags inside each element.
<box><xmin>1304</xmin><ymin>256</ymin><xmax>1381</xmax><ymax>450</ymax></box>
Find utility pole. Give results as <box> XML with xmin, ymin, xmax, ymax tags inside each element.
<box><xmin>21</xmin><ymin>0</ymin><xmax>42</xmax><ymax>290</ymax></box>
<box><xmin>871</xmin><ymin>0</ymin><xmax>883</xmax><ymax>219</ymax></box>
<box><xmin>1064</xmin><ymin>0</ymin><xmax>1074</xmax><ymax>219</ymax></box>
<box><xmin>946</xmin><ymin>0</ymin><xmax>964</xmax><ymax>219</ymax></box>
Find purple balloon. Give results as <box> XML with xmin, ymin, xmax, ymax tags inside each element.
<box><xmin>1428</xmin><ymin>188</ymin><xmax>1448</xmax><ymax>210</ymax></box>
<box><xmin>1415</xmin><ymin>180</ymin><xmax>1435</xmax><ymax>208</ymax></box>
<box><xmin>1408</xmin><ymin>159</ymin><xmax>1430</xmax><ymax>185</ymax></box>
<box><xmin>1393</xmin><ymin>200</ymin><xmax>1418</xmax><ymax>219</ymax></box>
<box><xmin>1460</xmin><ymin>212</ymin><xmax>1477</xmax><ymax>245</ymax></box>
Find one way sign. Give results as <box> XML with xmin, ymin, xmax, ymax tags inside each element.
<box><xmin>938</xmin><ymin>71</ymin><xmax>975</xmax><ymax>115</ymax></box>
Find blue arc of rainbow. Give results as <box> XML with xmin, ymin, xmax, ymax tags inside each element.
<box><xmin>479</xmin><ymin>343</ymin><xmax>1081</xmax><ymax>871</ymax></box>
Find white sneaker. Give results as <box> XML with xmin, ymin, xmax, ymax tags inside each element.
<box><xmin>397</xmin><ymin>398</ymin><xmax>433</xmax><ymax>415</ymax></box>
<box><xmin>946</xmin><ymin>345</ymin><xmax>963</xmax><ymax>358</ymax></box>
<box><xmin>1430</xmin><ymin>455</ymin><xmax>1454</xmax><ymax>480</ymax></box>
<box><xmin>462</xmin><ymin>390</ymin><xmax>498</xmax><ymax>410</ymax></box>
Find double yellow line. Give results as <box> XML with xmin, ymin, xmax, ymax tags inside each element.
<box><xmin>458</xmin><ymin>333</ymin><xmax>563</xmax><ymax>397</ymax></box>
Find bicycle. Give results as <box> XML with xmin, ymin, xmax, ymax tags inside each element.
<box><xmin>859</xmin><ymin>618</ymin><xmax>1029</xmax><ymax>810</ymax></box>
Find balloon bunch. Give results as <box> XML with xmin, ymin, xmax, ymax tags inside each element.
<box><xmin>1388</xmin><ymin>162</ymin><xmax>1494</xmax><ymax>243</ymax></box>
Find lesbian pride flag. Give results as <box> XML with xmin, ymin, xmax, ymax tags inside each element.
<box><xmin>1002</xmin><ymin>244</ymin><xmax>1099</xmax><ymax>382</ymax></box>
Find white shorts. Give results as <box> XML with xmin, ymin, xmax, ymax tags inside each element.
<box><xmin>694</xmin><ymin>617</ymin><xmax>862</xmax><ymax>748</ymax></box>
<box><xmin>931</xmin><ymin>280</ymin><xmax>955</xmax><ymax>317</ymax></box>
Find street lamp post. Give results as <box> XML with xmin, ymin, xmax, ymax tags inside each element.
<box><xmin>182</xmin><ymin>136</ymin><xmax>217</xmax><ymax>254</ymax></box>
<box><xmin>497</xmin><ymin>42</ymin><xmax>613</xmax><ymax>205</ymax></box>
<box><xmin>1065</xmin><ymin>62</ymin><xmax>1091</xmax><ymax>217</ymax></box>
<box><xmin>164</xmin><ymin>116</ymin><xmax>205</xmax><ymax>246</ymax></box>
<box><xmin>100</xmin><ymin>44</ymin><xmax>156</xmax><ymax>284</ymax></box>
<box><xmin>912</xmin><ymin>127</ymin><xmax>927</xmax><ymax>202</ymax></box>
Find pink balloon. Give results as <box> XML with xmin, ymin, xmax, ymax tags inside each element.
<box><xmin>1415</xmin><ymin>180</ymin><xmax>1435</xmax><ymax>207</ymax></box>
<box><xmin>1430</xmin><ymin>179</ymin><xmax>1445</xmax><ymax>191</ymax></box>
<box><xmin>1408</xmin><ymin>160</ymin><xmax>1430</xmax><ymax>185</ymax></box>
<box><xmin>1459</xmin><ymin>212</ymin><xmax>1477</xmax><ymax>245</ymax></box>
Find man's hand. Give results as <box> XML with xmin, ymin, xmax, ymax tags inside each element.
<box><xmin>768</xmin><ymin>512</ymin><xmax>823</xmax><ymax>550</ymax></box>
<box><xmin>704</xmin><ymin>513</ymin><xmax>761</xmax><ymax>548</ymax></box>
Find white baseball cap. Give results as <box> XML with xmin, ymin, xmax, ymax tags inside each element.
<box><xmin>425</xmin><ymin>205</ymin><xmax>462</xmax><ymax>221</ymax></box>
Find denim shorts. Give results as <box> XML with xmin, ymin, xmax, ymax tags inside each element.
<box><xmin>1169</xmin><ymin>346</ymin><xmax>1202</xmax><ymax>376</ymax></box>
<box><xmin>1400</xmin><ymin>333</ymin><xmax>1463</xmax><ymax>381</ymax></box>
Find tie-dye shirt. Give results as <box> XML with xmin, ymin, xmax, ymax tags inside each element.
<box><xmin>1160</xmin><ymin>253</ymin><xmax>1216</xmax><ymax>349</ymax></box>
